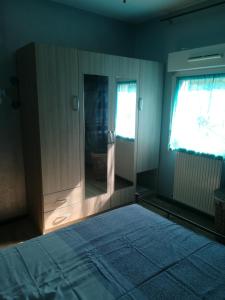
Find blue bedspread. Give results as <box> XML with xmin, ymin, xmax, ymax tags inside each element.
<box><xmin>0</xmin><ymin>204</ymin><xmax>225</xmax><ymax>299</ymax></box>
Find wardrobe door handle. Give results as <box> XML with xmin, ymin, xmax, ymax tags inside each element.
<box><xmin>53</xmin><ymin>213</ymin><xmax>71</xmax><ymax>225</ymax></box>
<box><xmin>108</xmin><ymin>130</ymin><xmax>112</xmax><ymax>144</ymax></box>
<box><xmin>108</xmin><ymin>131</ymin><xmax>112</xmax><ymax>144</ymax></box>
<box><xmin>138</xmin><ymin>97</ymin><xmax>143</xmax><ymax>111</ymax></box>
<box><xmin>111</xmin><ymin>131</ymin><xmax>115</xmax><ymax>144</ymax></box>
<box><xmin>72</xmin><ymin>95</ymin><xmax>79</xmax><ymax>111</ymax></box>
<box><xmin>55</xmin><ymin>198</ymin><xmax>68</xmax><ymax>205</ymax></box>
<box><xmin>108</xmin><ymin>130</ymin><xmax>115</xmax><ymax>144</ymax></box>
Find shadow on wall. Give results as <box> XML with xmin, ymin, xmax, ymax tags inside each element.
<box><xmin>0</xmin><ymin>0</ymin><xmax>135</xmax><ymax>222</ymax></box>
<box><xmin>0</xmin><ymin>90</ymin><xmax>26</xmax><ymax>222</ymax></box>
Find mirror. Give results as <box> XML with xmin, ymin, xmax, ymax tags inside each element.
<box><xmin>114</xmin><ymin>81</ymin><xmax>137</xmax><ymax>191</ymax></box>
<box><xmin>84</xmin><ymin>74</ymin><xmax>108</xmax><ymax>199</ymax></box>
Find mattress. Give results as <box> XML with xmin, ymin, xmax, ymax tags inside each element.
<box><xmin>0</xmin><ymin>204</ymin><xmax>225</xmax><ymax>299</ymax></box>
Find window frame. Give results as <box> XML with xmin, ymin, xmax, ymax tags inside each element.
<box><xmin>169</xmin><ymin>67</ymin><xmax>225</xmax><ymax>157</ymax></box>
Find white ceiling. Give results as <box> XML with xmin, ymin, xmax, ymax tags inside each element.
<box><xmin>51</xmin><ymin>0</ymin><xmax>212</xmax><ymax>23</ymax></box>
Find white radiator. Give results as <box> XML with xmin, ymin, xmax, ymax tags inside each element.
<box><xmin>173</xmin><ymin>152</ymin><xmax>222</xmax><ymax>216</ymax></box>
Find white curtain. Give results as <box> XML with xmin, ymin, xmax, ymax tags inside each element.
<box><xmin>169</xmin><ymin>74</ymin><xmax>225</xmax><ymax>158</ymax></box>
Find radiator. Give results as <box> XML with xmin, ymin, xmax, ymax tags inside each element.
<box><xmin>173</xmin><ymin>152</ymin><xmax>222</xmax><ymax>216</ymax></box>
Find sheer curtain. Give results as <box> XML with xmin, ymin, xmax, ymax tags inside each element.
<box><xmin>169</xmin><ymin>74</ymin><xmax>225</xmax><ymax>158</ymax></box>
<box><xmin>115</xmin><ymin>81</ymin><xmax>136</xmax><ymax>139</ymax></box>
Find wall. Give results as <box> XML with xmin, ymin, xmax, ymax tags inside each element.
<box><xmin>1</xmin><ymin>0</ymin><xmax>136</xmax><ymax>85</ymax></box>
<box><xmin>0</xmin><ymin>0</ymin><xmax>135</xmax><ymax>221</ymax></box>
<box><xmin>134</xmin><ymin>3</ymin><xmax>225</xmax><ymax>198</ymax></box>
<box><xmin>3</xmin><ymin>0</ymin><xmax>225</xmax><ymax>220</ymax></box>
<box><xmin>0</xmin><ymin>3</ymin><xmax>26</xmax><ymax>221</ymax></box>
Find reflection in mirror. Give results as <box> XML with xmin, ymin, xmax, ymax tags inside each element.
<box><xmin>115</xmin><ymin>81</ymin><xmax>137</xmax><ymax>191</ymax></box>
<box><xmin>84</xmin><ymin>75</ymin><xmax>108</xmax><ymax>199</ymax></box>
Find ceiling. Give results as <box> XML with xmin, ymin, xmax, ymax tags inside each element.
<box><xmin>51</xmin><ymin>0</ymin><xmax>214</xmax><ymax>23</ymax></box>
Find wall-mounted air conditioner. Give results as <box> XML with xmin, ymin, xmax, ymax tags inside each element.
<box><xmin>168</xmin><ymin>43</ymin><xmax>225</xmax><ymax>72</ymax></box>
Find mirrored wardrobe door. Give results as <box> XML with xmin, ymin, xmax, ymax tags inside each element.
<box><xmin>84</xmin><ymin>74</ymin><xmax>109</xmax><ymax>199</ymax></box>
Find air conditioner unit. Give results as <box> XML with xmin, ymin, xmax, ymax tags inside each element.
<box><xmin>168</xmin><ymin>43</ymin><xmax>225</xmax><ymax>72</ymax></box>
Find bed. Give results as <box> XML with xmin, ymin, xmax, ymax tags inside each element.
<box><xmin>0</xmin><ymin>204</ymin><xmax>225</xmax><ymax>299</ymax></box>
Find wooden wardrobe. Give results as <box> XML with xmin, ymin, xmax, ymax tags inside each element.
<box><xmin>17</xmin><ymin>43</ymin><xmax>163</xmax><ymax>234</ymax></box>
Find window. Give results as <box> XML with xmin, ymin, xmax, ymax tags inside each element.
<box><xmin>169</xmin><ymin>74</ymin><xmax>225</xmax><ymax>158</ymax></box>
<box><xmin>115</xmin><ymin>81</ymin><xmax>137</xmax><ymax>139</ymax></box>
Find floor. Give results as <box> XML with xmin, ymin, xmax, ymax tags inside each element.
<box><xmin>85</xmin><ymin>165</ymin><xmax>107</xmax><ymax>198</ymax></box>
<box><xmin>115</xmin><ymin>175</ymin><xmax>133</xmax><ymax>190</ymax></box>
<box><xmin>85</xmin><ymin>171</ymin><xmax>133</xmax><ymax>199</ymax></box>
<box><xmin>0</xmin><ymin>195</ymin><xmax>218</xmax><ymax>250</ymax></box>
<box><xmin>0</xmin><ymin>216</ymin><xmax>39</xmax><ymax>249</ymax></box>
<box><xmin>139</xmin><ymin>195</ymin><xmax>216</xmax><ymax>241</ymax></box>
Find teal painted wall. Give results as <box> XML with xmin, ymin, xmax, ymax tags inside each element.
<box><xmin>135</xmin><ymin>3</ymin><xmax>225</xmax><ymax>198</ymax></box>
<box><xmin>135</xmin><ymin>4</ymin><xmax>225</xmax><ymax>62</ymax></box>
<box><xmin>1</xmin><ymin>0</ymin><xmax>135</xmax><ymax>86</ymax></box>
<box><xmin>0</xmin><ymin>0</ymin><xmax>135</xmax><ymax>220</ymax></box>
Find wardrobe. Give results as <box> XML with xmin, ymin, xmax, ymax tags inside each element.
<box><xmin>17</xmin><ymin>43</ymin><xmax>163</xmax><ymax>234</ymax></box>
